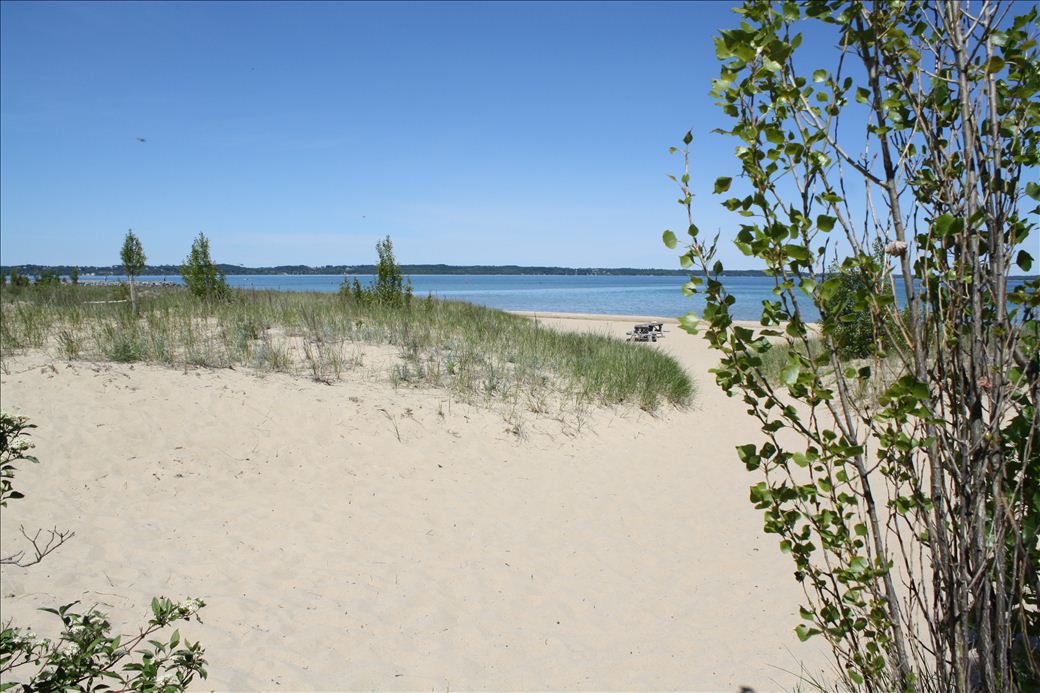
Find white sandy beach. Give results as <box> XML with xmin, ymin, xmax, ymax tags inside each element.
<box><xmin>0</xmin><ymin>312</ymin><xmax>829</xmax><ymax>691</ymax></box>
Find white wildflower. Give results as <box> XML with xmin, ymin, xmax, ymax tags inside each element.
<box><xmin>884</xmin><ymin>240</ymin><xmax>908</xmax><ymax>257</ymax></box>
<box><xmin>156</xmin><ymin>671</ymin><xmax>175</xmax><ymax>687</ymax></box>
<box><xmin>10</xmin><ymin>438</ymin><xmax>33</xmax><ymax>453</ymax></box>
<box><xmin>12</xmin><ymin>628</ymin><xmax>38</xmax><ymax>647</ymax></box>
<box><xmin>183</xmin><ymin>598</ymin><xmax>203</xmax><ymax>614</ymax></box>
<box><xmin>57</xmin><ymin>640</ymin><xmax>79</xmax><ymax>657</ymax></box>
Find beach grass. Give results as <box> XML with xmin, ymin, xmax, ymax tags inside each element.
<box><xmin>0</xmin><ymin>283</ymin><xmax>693</xmax><ymax>412</ymax></box>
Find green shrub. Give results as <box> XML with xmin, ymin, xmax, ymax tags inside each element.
<box><xmin>33</xmin><ymin>269</ymin><xmax>62</xmax><ymax>287</ymax></box>
<box><xmin>821</xmin><ymin>243</ymin><xmax>894</xmax><ymax>360</ymax></box>
<box><xmin>180</xmin><ymin>233</ymin><xmax>228</xmax><ymax>301</ymax></box>
<box><xmin>341</xmin><ymin>235</ymin><xmax>413</xmax><ymax>307</ymax></box>
<box><xmin>9</xmin><ymin>269</ymin><xmax>30</xmax><ymax>288</ymax></box>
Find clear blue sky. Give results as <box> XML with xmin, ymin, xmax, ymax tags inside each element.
<box><xmin>2</xmin><ymin>0</ymin><xmax>795</xmax><ymax>269</ymax></box>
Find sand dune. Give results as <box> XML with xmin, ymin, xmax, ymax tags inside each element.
<box><xmin>1</xmin><ymin>313</ymin><xmax>828</xmax><ymax>691</ymax></box>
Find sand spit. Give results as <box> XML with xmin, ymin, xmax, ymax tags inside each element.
<box><xmin>0</xmin><ymin>313</ymin><xmax>828</xmax><ymax>691</ymax></box>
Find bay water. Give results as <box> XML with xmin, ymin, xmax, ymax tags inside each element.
<box><xmin>84</xmin><ymin>273</ymin><xmax>1030</xmax><ymax>322</ymax></box>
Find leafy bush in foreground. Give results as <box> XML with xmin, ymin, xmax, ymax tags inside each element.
<box><xmin>670</xmin><ymin>1</ymin><xmax>1038</xmax><ymax>690</ymax></box>
<box><xmin>0</xmin><ymin>413</ymin><xmax>207</xmax><ymax>691</ymax></box>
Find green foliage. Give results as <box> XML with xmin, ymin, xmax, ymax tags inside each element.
<box><xmin>0</xmin><ymin>412</ymin><xmax>38</xmax><ymax>507</ymax></box>
<box><xmin>8</xmin><ymin>270</ymin><xmax>29</xmax><ymax>289</ymax></box>
<box><xmin>120</xmin><ymin>230</ymin><xmax>146</xmax><ymax>278</ymax></box>
<box><xmin>0</xmin><ymin>284</ymin><xmax>693</xmax><ymax>413</ymax></box>
<box><xmin>822</xmin><ymin>243</ymin><xmax>896</xmax><ymax>360</ymax></box>
<box><xmin>341</xmin><ymin>235</ymin><xmax>413</xmax><ymax>307</ymax></box>
<box><xmin>1</xmin><ymin>599</ymin><xmax>207</xmax><ymax>692</ymax></box>
<box><xmin>672</xmin><ymin>1</ymin><xmax>1040</xmax><ymax>690</ymax></box>
<box><xmin>69</xmin><ymin>267</ymin><xmax>79</xmax><ymax>285</ymax></box>
<box><xmin>375</xmin><ymin>235</ymin><xmax>403</xmax><ymax>297</ymax></box>
<box><xmin>180</xmin><ymin>233</ymin><xmax>228</xmax><ymax>301</ymax></box>
<box><xmin>0</xmin><ymin>413</ymin><xmax>208</xmax><ymax>691</ymax></box>
<box><xmin>121</xmin><ymin>229</ymin><xmax>147</xmax><ymax>315</ymax></box>
<box><xmin>32</xmin><ymin>269</ymin><xmax>61</xmax><ymax>287</ymax></box>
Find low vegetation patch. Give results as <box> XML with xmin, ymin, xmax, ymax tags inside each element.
<box><xmin>0</xmin><ymin>282</ymin><xmax>693</xmax><ymax>413</ymax></box>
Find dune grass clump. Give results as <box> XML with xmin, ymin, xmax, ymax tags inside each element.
<box><xmin>0</xmin><ymin>282</ymin><xmax>693</xmax><ymax>412</ymax></box>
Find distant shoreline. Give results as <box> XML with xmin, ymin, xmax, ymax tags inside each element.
<box><xmin>4</xmin><ymin>264</ymin><xmax>1036</xmax><ymax>281</ymax></box>
<box><xmin>2</xmin><ymin>263</ymin><xmax>745</xmax><ymax>278</ymax></box>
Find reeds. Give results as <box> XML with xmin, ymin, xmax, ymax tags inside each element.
<box><xmin>0</xmin><ymin>283</ymin><xmax>693</xmax><ymax>411</ymax></box>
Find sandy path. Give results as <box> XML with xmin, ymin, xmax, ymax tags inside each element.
<box><xmin>0</xmin><ymin>313</ymin><xmax>828</xmax><ymax>691</ymax></box>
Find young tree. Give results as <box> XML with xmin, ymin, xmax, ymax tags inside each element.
<box><xmin>340</xmin><ymin>236</ymin><xmax>412</xmax><ymax>306</ymax></box>
<box><xmin>69</xmin><ymin>267</ymin><xmax>79</xmax><ymax>285</ymax></box>
<box><xmin>120</xmin><ymin>229</ymin><xmax>146</xmax><ymax>315</ymax></box>
<box><xmin>374</xmin><ymin>235</ymin><xmax>405</xmax><ymax>303</ymax></box>
<box><xmin>180</xmin><ymin>232</ymin><xmax>228</xmax><ymax>300</ymax></box>
<box><xmin>372</xmin><ymin>232</ymin><xmax>407</xmax><ymax>301</ymax></box>
<box><xmin>668</xmin><ymin>1</ymin><xmax>1038</xmax><ymax>691</ymax></box>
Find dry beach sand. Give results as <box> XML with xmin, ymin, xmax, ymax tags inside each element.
<box><xmin>0</xmin><ymin>312</ymin><xmax>829</xmax><ymax>691</ymax></box>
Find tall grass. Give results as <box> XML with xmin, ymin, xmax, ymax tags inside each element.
<box><xmin>0</xmin><ymin>283</ymin><xmax>693</xmax><ymax>412</ymax></box>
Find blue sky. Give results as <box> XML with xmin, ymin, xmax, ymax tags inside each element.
<box><xmin>2</xmin><ymin>1</ymin><xmax>798</xmax><ymax>268</ymax></box>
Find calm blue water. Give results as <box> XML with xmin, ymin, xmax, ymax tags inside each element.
<box><xmin>84</xmin><ymin>273</ymin><xmax>785</xmax><ymax>320</ymax></box>
<box><xmin>81</xmin><ymin>274</ymin><xmax>1030</xmax><ymax>322</ymax></box>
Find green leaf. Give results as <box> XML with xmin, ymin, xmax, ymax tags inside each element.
<box><xmin>933</xmin><ymin>213</ymin><xmax>958</xmax><ymax>236</ymax></box>
<box><xmin>1026</xmin><ymin>181</ymin><xmax>1040</xmax><ymax>201</ymax></box>
<box><xmin>816</xmin><ymin>215</ymin><xmax>836</xmax><ymax>232</ymax></box>
<box><xmin>662</xmin><ymin>230</ymin><xmax>678</xmax><ymax>249</ymax></box>
<box><xmin>678</xmin><ymin>313</ymin><xmax>699</xmax><ymax>334</ymax></box>
<box><xmin>736</xmin><ymin>444</ymin><xmax>759</xmax><ymax>470</ymax></box>
<box><xmin>714</xmin><ymin>176</ymin><xmax>733</xmax><ymax>194</ymax></box>
<box><xmin>749</xmin><ymin>481</ymin><xmax>772</xmax><ymax>504</ymax></box>
<box><xmin>780</xmin><ymin>360</ymin><xmax>801</xmax><ymax>386</ymax></box>
<box><xmin>855</xmin><ymin>87</ymin><xmax>870</xmax><ymax>104</ymax></box>
<box><xmin>812</xmin><ymin>69</ymin><xmax>827</xmax><ymax>83</ymax></box>
<box><xmin>683</xmin><ymin>131</ymin><xmax>693</xmax><ymax>145</ymax></box>
<box><xmin>1016</xmin><ymin>250</ymin><xmax>1033</xmax><ymax>272</ymax></box>
<box><xmin>795</xmin><ymin>623</ymin><xmax>819</xmax><ymax>642</ymax></box>
<box><xmin>848</xmin><ymin>556</ymin><xmax>869</xmax><ymax>576</ymax></box>
<box><xmin>783</xmin><ymin>244</ymin><xmax>812</xmax><ymax>262</ymax></box>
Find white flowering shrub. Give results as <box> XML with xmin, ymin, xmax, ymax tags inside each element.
<box><xmin>0</xmin><ymin>412</ymin><xmax>37</xmax><ymax>507</ymax></box>
<box><xmin>1</xmin><ymin>598</ymin><xmax>207</xmax><ymax>691</ymax></box>
<box><xmin>0</xmin><ymin>413</ymin><xmax>208</xmax><ymax>691</ymax></box>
